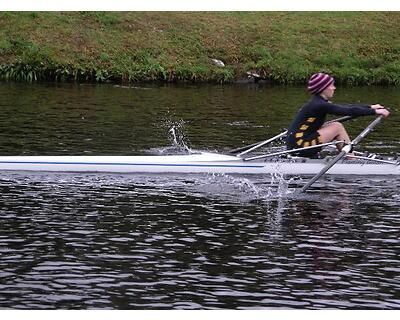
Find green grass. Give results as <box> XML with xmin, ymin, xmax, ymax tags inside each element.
<box><xmin>0</xmin><ymin>12</ymin><xmax>399</xmax><ymax>84</ymax></box>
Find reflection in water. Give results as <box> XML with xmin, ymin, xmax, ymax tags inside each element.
<box><xmin>0</xmin><ymin>82</ymin><xmax>399</xmax><ymax>309</ymax></box>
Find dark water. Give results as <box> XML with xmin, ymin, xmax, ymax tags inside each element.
<box><xmin>0</xmin><ymin>82</ymin><xmax>399</xmax><ymax>309</ymax></box>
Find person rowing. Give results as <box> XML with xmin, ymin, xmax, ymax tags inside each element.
<box><xmin>286</xmin><ymin>72</ymin><xmax>390</xmax><ymax>158</ymax></box>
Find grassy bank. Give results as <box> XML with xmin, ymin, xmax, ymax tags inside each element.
<box><xmin>0</xmin><ymin>12</ymin><xmax>400</xmax><ymax>84</ymax></box>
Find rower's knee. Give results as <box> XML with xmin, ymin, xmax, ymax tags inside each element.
<box><xmin>318</xmin><ymin>121</ymin><xmax>348</xmax><ymax>143</ymax></box>
<box><xmin>331</xmin><ymin>121</ymin><xmax>345</xmax><ymax>132</ymax></box>
<box><xmin>330</xmin><ymin>121</ymin><xmax>350</xmax><ymax>142</ymax></box>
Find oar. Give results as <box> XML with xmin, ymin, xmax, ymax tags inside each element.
<box><xmin>228</xmin><ymin>132</ymin><xmax>285</xmax><ymax>155</ymax></box>
<box><xmin>243</xmin><ymin>140</ymin><xmax>345</xmax><ymax>161</ymax></box>
<box><xmin>229</xmin><ymin>115</ymin><xmax>355</xmax><ymax>155</ymax></box>
<box><xmin>325</xmin><ymin>115</ymin><xmax>355</xmax><ymax>125</ymax></box>
<box><xmin>348</xmin><ymin>155</ymin><xmax>400</xmax><ymax>165</ymax></box>
<box><xmin>300</xmin><ymin>115</ymin><xmax>384</xmax><ymax>193</ymax></box>
<box><xmin>237</xmin><ymin>131</ymin><xmax>287</xmax><ymax>157</ymax></box>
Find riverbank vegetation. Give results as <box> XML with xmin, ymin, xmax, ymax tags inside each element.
<box><xmin>0</xmin><ymin>12</ymin><xmax>399</xmax><ymax>84</ymax></box>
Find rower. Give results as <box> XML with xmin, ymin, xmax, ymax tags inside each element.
<box><xmin>286</xmin><ymin>72</ymin><xmax>390</xmax><ymax>158</ymax></box>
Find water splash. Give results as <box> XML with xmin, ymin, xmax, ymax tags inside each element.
<box><xmin>167</xmin><ymin>111</ymin><xmax>192</xmax><ymax>150</ymax></box>
<box><xmin>151</xmin><ymin>111</ymin><xmax>193</xmax><ymax>155</ymax></box>
<box><xmin>270</xmin><ymin>171</ymin><xmax>296</xmax><ymax>198</ymax></box>
<box><xmin>189</xmin><ymin>171</ymin><xmax>297</xmax><ymax>204</ymax></box>
<box><xmin>167</xmin><ymin>122</ymin><xmax>192</xmax><ymax>152</ymax></box>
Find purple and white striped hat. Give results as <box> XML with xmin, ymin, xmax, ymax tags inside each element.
<box><xmin>307</xmin><ymin>73</ymin><xmax>334</xmax><ymax>94</ymax></box>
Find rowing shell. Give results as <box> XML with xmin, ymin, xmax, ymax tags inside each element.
<box><xmin>0</xmin><ymin>152</ymin><xmax>399</xmax><ymax>175</ymax></box>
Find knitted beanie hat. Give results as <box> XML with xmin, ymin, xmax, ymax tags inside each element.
<box><xmin>307</xmin><ymin>73</ymin><xmax>334</xmax><ymax>94</ymax></box>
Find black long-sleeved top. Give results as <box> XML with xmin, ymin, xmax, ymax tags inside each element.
<box><xmin>286</xmin><ymin>95</ymin><xmax>375</xmax><ymax>149</ymax></box>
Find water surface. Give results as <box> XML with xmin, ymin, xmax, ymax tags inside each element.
<box><xmin>0</xmin><ymin>82</ymin><xmax>399</xmax><ymax>309</ymax></box>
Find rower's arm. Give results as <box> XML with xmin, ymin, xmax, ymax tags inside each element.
<box><xmin>322</xmin><ymin>101</ymin><xmax>376</xmax><ymax>117</ymax></box>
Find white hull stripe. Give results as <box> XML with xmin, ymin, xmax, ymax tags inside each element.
<box><xmin>0</xmin><ymin>160</ymin><xmax>265</xmax><ymax>168</ymax></box>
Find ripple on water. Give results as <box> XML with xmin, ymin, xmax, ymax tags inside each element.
<box><xmin>1</xmin><ymin>170</ymin><xmax>400</xmax><ymax>309</ymax></box>
<box><xmin>1</xmin><ymin>82</ymin><xmax>400</xmax><ymax>309</ymax></box>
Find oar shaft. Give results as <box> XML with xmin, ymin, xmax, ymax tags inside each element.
<box><xmin>352</xmin><ymin>115</ymin><xmax>383</xmax><ymax>146</ymax></box>
<box><xmin>237</xmin><ymin>131</ymin><xmax>287</xmax><ymax>157</ymax></box>
<box><xmin>325</xmin><ymin>115</ymin><xmax>354</xmax><ymax>125</ymax></box>
<box><xmin>348</xmin><ymin>155</ymin><xmax>400</xmax><ymax>165</ymax></box>
<box><xmin>300</xmin><ymin>115</ymin><xmax>384</xmax><ymax>192</ymax></box>
<box><xmin>228</xmin><ymin>141</ymin><xmax>261</xmax><ymax>154</ymax></box>
<box><xmin>243</xmin><ymin>140</ymin><xmax>344</xmax><ymax>161</ymax></box>
<box><xmin>229</xmin><ymin>115</ymin><xmax>354</xmax><ymax>155</ymax></box>
<box><xmin>300</xmin><ymin>150</ymin><xmax>347</xmax><ymax>192</ymax></box>
<box><xmin>229</xmin><ymin>131</ymin><xmax>286</xmax><ymax>155</ymax></box>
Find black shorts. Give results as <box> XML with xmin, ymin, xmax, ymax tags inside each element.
<box><xmin>287</xmin><ymin>131</ymin><xmax>323</xmax><ymax>158</ymax></box>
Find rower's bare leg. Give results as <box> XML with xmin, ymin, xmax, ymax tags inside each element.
<box><xmin>317</xmin><ymin>122</ymin><xmax>350</xmax><ymax>151</ymax></box>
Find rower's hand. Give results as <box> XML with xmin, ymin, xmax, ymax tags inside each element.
<box><xmin>376</xmin><ymin>108</ymin><xmax>390</xmax><ymax>117</ymax></box>
<box><xmin>371</xmin><ymin>104</ymin><xmax>385</xmax><ymax>110</ymax></box>
<box><xmin>371</xmin><ymin>104</ymin><xmax>390</xmax><ymax>117</ymax></box>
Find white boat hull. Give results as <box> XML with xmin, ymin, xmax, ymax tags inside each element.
<box><xmin>0</xmin><ymin>152</ymin><xmax>399</xmax><ymax>175</ymax></box>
